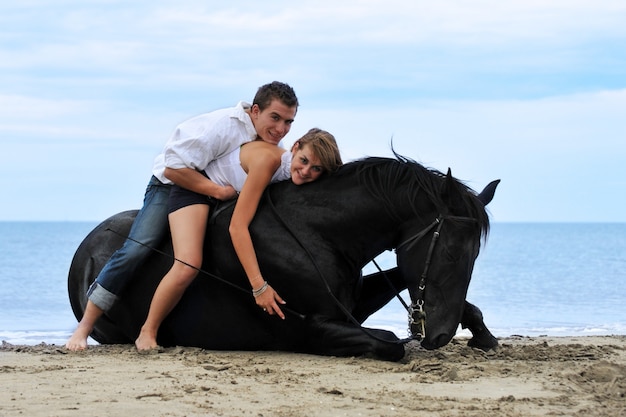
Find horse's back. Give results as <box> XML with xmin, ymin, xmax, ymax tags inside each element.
<box><xmin>66</xmin><ymin>206</ymin><xmax>295</xmax><ymax>348</ymax></box>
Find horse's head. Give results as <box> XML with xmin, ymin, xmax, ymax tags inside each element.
<box><xmin>395</xmin><ymin>166</ymin><xmax>499</xmax><ymax>350</ymax></box>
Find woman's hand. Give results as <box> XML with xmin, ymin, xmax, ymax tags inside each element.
<box><xmin>254</xmin><ymin>285</ymin><xmax>286</xmax><ymax>319</ymax></box>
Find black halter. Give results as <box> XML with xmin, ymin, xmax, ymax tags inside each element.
<box><xmin>393</xmin><ymin>216</ymin><xmax>445</xmax><ymax>340</ymax></box>
<box><xmin>375</xmin><ymin>214</ymin><xmax>478</xmax><ymax>340</ymax></box>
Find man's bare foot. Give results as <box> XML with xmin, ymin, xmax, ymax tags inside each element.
<box><xmin>65</xmin><ymin>301</ymin><xmax>103</xmax><ymax>351</ymax></box>
<box><xmin>135</xmin><ymin>329</ymin><xmax>158</xmax><ymax>351</ymax></box>
<box><xmin>65</xmin><ymin>326</ymin><xmax>90</xmax><ymax>351</ymax></box>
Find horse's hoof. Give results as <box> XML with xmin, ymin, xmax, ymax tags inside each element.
<box><xmin>467</xmin><ymin>335</ymin><xmax>499</xmax><ymax>351</ymax></box>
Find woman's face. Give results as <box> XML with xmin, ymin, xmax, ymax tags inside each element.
<box><xmin>290</xmin><ymin>143</ymin><xmax>324</xmax><ymax>185</ymax></box>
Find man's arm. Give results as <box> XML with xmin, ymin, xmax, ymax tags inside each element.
<box><xmin>164</xmin><ymin>167</ymin><xmax>237</xmax><ymax>201</ymax></box>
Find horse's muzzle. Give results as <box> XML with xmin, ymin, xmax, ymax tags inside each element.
<box><xmin>420</xmin><ymin>331</ymin><xmax>454</xmax><ymax>350</ymax></box>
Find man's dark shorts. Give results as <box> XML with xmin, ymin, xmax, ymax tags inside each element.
<box><xmin>168</xmin><ymin>184</ymin><xmax>218</xmax><ymax>213</ymax></box>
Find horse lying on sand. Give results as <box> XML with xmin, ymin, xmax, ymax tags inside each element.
<box><xmin>68</xmin><ymin>155</ymin><xmax>499</xmax><ymax>361</ymax></box>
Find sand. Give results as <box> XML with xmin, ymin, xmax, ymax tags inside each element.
<box><xmin>1</xmin><ymin>335</ymin><xmax>625</xmax><ymax>417</ymax></box>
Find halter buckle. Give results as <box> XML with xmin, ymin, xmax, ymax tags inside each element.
<box><xmin>408</xmin><ymin>301</ymin><xmax>426</xmax><ymax>341</ymax></box>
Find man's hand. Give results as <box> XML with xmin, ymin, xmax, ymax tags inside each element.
<box><xmin>216</xmin><ymin>185</ymin><xmax>238</xmax><ymax>201</ymax></box>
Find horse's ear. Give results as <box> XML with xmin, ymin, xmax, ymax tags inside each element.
<box><xmin>443</xmin><ymin>168</ymin><xmax>465</xmax><ymax>211</ymax></box>
<box><xmin>477</xmin><ymin>179</ymin><xmax>500</xmax><ymax>206</ymax></box>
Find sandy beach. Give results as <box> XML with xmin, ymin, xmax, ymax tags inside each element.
<box><xmin>1</xmin><ymin>335</ymin><xmax>624</xmax><ymax>417</ymax></box>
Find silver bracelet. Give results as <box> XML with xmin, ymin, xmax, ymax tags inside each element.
<box><xmin>252</xmin><ymin>281</ymin><xmax>269</xmax><ymax>297</ymax></box>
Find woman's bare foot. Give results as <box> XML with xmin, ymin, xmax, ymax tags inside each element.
<box><xmin>135</xmin><ymin>329</ymin><xmax>158</xmax><ymax>351</ymax></box>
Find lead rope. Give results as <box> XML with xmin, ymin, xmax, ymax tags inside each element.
<box><xmin>370</xmin><ymin>259</ymin><xmax>411</xmax><ymax>313</ymax></box>
<box><xmin>370</xmin><ymin>259</ymin><xmax>417</xmax><ymax>339</ymax></box>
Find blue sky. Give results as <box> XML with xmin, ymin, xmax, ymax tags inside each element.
<box><xmin>2</xmin><ymin>1</ymin><xmax>625</xmax><ymax>222</ymax></box>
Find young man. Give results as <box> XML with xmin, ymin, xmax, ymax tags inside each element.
<box><xmin>66</xmin><ymin>81</ymin><xmax>298</xmax><ymax>351</ymax></box>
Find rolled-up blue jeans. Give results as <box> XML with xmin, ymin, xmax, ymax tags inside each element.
<box><xmin>87</xmin><ymin>176</ymin><xmax>171</xmax><ymax>312</ymax></box>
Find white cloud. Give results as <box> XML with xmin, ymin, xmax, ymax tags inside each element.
<box><xmin>1</xmin><ymin>1</ymin><xmax>623</xmax><ymax>105</ymax></box>
<box><xmin>0</xmin><ymin>93</ymin><xmax>171</xmax><ymax>147</ymax></box>
<box><xmin>4</xmin><ymin>1</ymin><xmax>626</xmax><ymax>57</ymax></box>
<box><xmin>134</xmin><ymin>1</ymin><xmax>626</xmax><ymax>47</ymax></box>
<box><xmin>294</xmin><ymin>87</ymin><xmax>626</xmax><ymax>158</ymax></box>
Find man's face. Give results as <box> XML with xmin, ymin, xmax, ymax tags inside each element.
<box><xmin>250</xmin><ymin>100</ymin><xmax>297</xmax><ymax>145</ymax></box>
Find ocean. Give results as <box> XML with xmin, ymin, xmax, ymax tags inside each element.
<box><xmin>0</xmin><ymin>221</ymin><xmax>625</xmax><ymax>346</ymax></box>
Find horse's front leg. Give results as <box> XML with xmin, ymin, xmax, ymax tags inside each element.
<box><xmin>460</xmin><ymin>301</ymin><xmax>498</xmax><ymax>351</ymax></box>
<box><xmin>357</xmin><ymin>267</ymin><xmax>498</xmax><ymax>351</ymax></box>
<box><xmin>301</xmin><ymin>315</ymin><xmax>406</xmax><ymax>362</ymax></box>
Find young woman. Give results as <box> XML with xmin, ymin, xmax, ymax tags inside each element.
<box><xmin>135</xmin><ymin>128</ymin><xmax>342</xmax><ymax>351</ymax></box>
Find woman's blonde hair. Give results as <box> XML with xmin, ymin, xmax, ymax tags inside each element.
<box><xmin>294</xmin><ymin>128</ymin><xmax>343</xmax><ymax>174</ymax></box>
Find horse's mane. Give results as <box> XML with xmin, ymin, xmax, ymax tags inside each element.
<box><xmin>334</xmin><ymin>154</ymin><xmax>490</xmax><ymax>239</ymax></box>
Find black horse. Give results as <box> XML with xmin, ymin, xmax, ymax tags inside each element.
<box><xmin>68</xmin><ymin>156</ymin><xmax>499</xmax><ymax>361</ymax></box>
